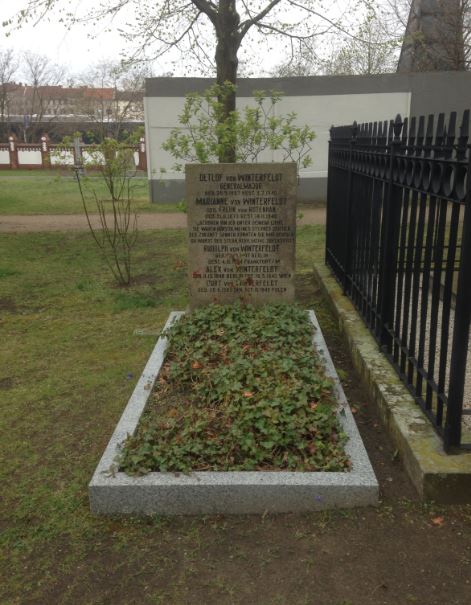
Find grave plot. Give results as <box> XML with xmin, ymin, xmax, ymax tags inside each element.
<box><xmin>89</xmin><ymin>163</ymin><xmax>377</xmax><ymax>515</ymax></box>
<box><xmin>89</xmin><ymin>307</ymin><xmax>377</xmax><ymax>515</ymax></box>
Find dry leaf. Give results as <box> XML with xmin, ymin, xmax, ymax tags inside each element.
<box><xmin>431</xmin><ymin>516</ymin><xmax>445</xmax><ymax>527</ymax></box>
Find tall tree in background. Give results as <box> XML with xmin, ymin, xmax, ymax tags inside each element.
<box><xmin>20</xmin><ymin>52</ymin><xmax>67</xmax><ymax>141</ymax></box>
<box><xmin>78</xmin><ymin>61</ymin><xmax>148</xmax><ymax>141</ymax></box>
<box><xmin>323</xmin><ymin>11</ymin><xmax>398</xmax><ymax>75</ymax></box>
<box><xmin>14</xmin><ymin>0</ymin><xmax>361</xmax><ymax>161</ymax></box>
<box><xmin>274</xmin><ymin>9</ymin><xmax>399</xmax><ymax>76</ymax></box>
<box><xmin>0</xmin><ymin>49</ymin><xmax>18</xmax><ymax>125</ymax></box>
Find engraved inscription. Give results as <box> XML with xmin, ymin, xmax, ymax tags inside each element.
<box><xmin>186</xmin><ymin>163</ymin><xmax>297</xmax><ymax>307</ymax></box>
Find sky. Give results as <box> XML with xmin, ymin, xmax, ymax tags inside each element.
<box><xmin>0</xmin><ymin>0</ymin><xmax>372</xmax><ymax>80</ymax></box>
<box><xmin>1</xmin><ymin>0</ymin><xmax>136</xmax><ymax>76</ymax></box>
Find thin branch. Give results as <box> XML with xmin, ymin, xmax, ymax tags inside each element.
<box><xmin>287</xmin><ymin>0</ymin><xmax>396</xmax><ymax>46</ymax></box>
<box><xmin>239</xmin><ymin>0</ymin><xmax>284</xmax><ymax>40</ymax></box>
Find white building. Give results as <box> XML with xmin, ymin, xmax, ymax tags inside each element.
<box><xmin>144</xmin><ymin>72</ymin><xmax>471</xmax><ymax>203</ymax></box>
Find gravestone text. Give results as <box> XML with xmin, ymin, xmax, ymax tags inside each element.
<box><xmin>186</xmin><ymin>163</ymin><xmax>297</xmax><ymax>307</ymax></box>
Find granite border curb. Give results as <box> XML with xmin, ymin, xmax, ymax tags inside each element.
<box><xmin>89</xmin><ymin>310</ymin><xmax>378</xmax><ymax>515</ymax></box>
<box><xmin>313</xmin><ymin>262</ymin><xmax>471</xmax><ymax>504</ymax></box>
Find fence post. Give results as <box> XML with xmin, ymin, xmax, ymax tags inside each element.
<box><xmin>73</xmin><ymin>137</ymin><xmax>84</xmax><ymax>176</ymax></box>
<box><xmin>378</xmin><ymin>114</ymin><xmax>403</xmax><ymax>352</ymax></box>
<box><xmin>41</xmin><ymin>134</ymin><xmax>50</xmax><ymax>168</ymax></box>
<box><xmin>9</xmin><ymin>135</ymin><xmax>18</xmax><ymax>169</ymax></box>
<box><xmin>325</xmin><ymin>127</ymin><xmax>333</xmax><ymax>266</ymax></box>
<box><xmin>444</xmin><ymin>112</ymin><xmax>471</xmax><ymax>450</ymax></box>
<box><xmin>138</xmin><ymin>137</ymin><xmax>146</xmax><ymax>171</ymax></box>
<box><xmin>342</xmin><ymin>122</ymin><xmax>358</xmax><ymax>294</ymax></box>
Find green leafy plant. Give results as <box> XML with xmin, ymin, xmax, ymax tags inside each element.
<box><xmin>119</xmin><ymin>304</ymin><xmax>349</xmax><ymax>474</ymax></box>
<box><xmin>74</xmin><ymin>138</ymin><xmax>138</xmax><ymax>286</ymax></box>
<box><xmin>124</xmin><ymin>125</ymin><xmax>145</xmax><ymax>145</ymax></box>
<box><xmin>162</xmin><ymin>83</ymin><xmax>316</xmax><ymax>173</ymax></box>
<box><xmin>59</xmin><ymin>131</ymin><xmax>83</xmax><ymax>146</ymax></box>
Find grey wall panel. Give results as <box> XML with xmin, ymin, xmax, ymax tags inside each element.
<box><xmin>146</xmin><ymin>74</ymin><xmax>412</xmax><ymax>98</ymax></box>
<box><xmin>146</xmin><ymin>73</ymin><xmax>471</xmax><ymax>114</ymax></box>
<box><xmin>409</xmin><ymin>72</ymin><xmax>471</xmax><ymax>117</ymax></box>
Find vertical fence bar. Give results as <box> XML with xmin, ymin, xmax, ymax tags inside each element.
<box><xmin>378</xmin><ymin>115</ymin><xmax>403</xmax><ymax>352</ymax></box>
<box><xmin>342</xmin><ymin>122</ymin><xmax>358</xmax><ymax>295</ymax></box>
<box><xmin>445</xmin><ymin>203</ymin><xmax>471</xmax><ymax>449</ymax></box>
<box><xmin>408</xmin><ymin>116</ymin><xmax>427</xmax><ymax>387</ymax></box>
<box><xmin>444</xmin><ymin>112</ymin><xmax>471</xmax><ymax>450</ymax></box>
<box><xmin>325</xmin><ymin>131</ymin><xmax>334</xmax><ymax>267</ymax></box>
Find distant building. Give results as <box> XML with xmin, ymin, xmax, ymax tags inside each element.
<box><xmin>5</xmin><ymin>84</ymin><xmax>128</xmax><ymax>119</ymax></box>
<box><xmin>0</xmin><ymin>84</ymin><xmax>144</xmax><ymax>142</ymax></box>
<box><xmin>114</xmin><ymin>90</ymin><xmax>145</xmax><ymax>122</ymax></box>
<box><xmin>397</xmin><ymin>0</ymin><xmax>466</xmax><ymax>72</ymax></box>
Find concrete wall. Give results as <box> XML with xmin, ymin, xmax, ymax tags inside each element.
<box><xmin>145</xmin><ymin>72</ymin><xmax>471</xmax><ymax>203</ymax></box>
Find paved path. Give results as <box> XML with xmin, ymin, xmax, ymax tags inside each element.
<box><xmin>0</xmin><ymin>208</ymin><xmax>326</xmax><ymax>233</ymax></box>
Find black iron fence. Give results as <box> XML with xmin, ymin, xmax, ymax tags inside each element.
<box><xmin>326</xmin><ymin>110</ymin><xmax>471</xmax><ymax>451</ymax></box>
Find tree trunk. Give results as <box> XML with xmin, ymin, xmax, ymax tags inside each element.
<box><xmin>215</xmin><ymin>0</ymin><xmax>240</xmax><ymax>163</ymax></box>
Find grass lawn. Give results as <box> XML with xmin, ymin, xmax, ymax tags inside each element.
<box><xmin>0</xmin><ymin>171</ymin><xmax>180</xmax><ymax>215</ymax></box>
<box><xmin>1</xmin><ymin>225</ymin><xmax>470</xmax><ymax>605</ymax></box>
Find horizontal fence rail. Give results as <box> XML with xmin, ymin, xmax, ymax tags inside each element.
<box><xmin>326</xmin><ymin>110</ymin><xmax>471</xmax><ymax>451</ymax></box>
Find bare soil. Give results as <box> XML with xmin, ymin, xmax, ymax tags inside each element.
<box><xmin>0</xmin><ymin>208</ymin><xmax>326</xmax><ymax>233</ymax></box>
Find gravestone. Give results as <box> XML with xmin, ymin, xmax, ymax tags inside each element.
<box><xmin>186</xmin><ymin>163</ymin><xmax>297</xmax><ymax>307</ymax></box>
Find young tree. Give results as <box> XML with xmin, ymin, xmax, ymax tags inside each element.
<box><xmin>13</xmin><ymin>0</ymin><xmax>359</xmax><ymax>160</ymax></box>
<box><xmin>74</xmin><ymin>139</ymin><xmax>139</xmax><ymax>286</ymax></box>
<box><xmin>162</xmin><ymin>83</ymin><xmax>316</xmax><ymax>172</ymax></box>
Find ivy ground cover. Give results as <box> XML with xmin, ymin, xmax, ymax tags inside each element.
<box><xmin>119</xmin><ymin>303</ymin><xmax>350</xmax><ymax>474</ymax></box>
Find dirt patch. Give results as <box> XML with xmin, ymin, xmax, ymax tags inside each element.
<box><xmin>130</xmin><ymin>272</ymin><xmax>159</xmax><ymax>286</ymax></box>
<box><xmin>0</xmin><ymin>213</ymin><xmax>187</xmax><ymax>233</ymax></box>
<box><xmin>0</xmin><ymin>297</ymin><xmax>17</xmax><ymax>313</ymax></box>
<box><xmin>0</xmin><ymin>377</ymin><xmax>13</xmax><ymax>390</ymax></box>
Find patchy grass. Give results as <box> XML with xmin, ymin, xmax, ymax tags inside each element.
<box><xmin>0</xmin><ymin>173</ymin><xmax>179</xmax><ymax>214</ymax></box>
<box><xmin>1</xmin><ymin>225</ymin><xmax>470</xmax><ymax>605</ymax></box>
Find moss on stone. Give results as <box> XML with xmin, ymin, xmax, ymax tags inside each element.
<box><xmin>313</xmin><ymin>262</ymin><xmax>471</xmax><ymax>504</ymax></box>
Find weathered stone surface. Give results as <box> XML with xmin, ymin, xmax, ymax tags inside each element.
<box><xmin>88</xmin><ymin>310</ymin><xmax>378</xmax><ymax>515</ymax></box>
<box><xmin>186</xmin><ymin>163</ymin><xmax>297</xmax><ymax>307</ymax></box>
<box><xmin>313</xmin><ymin>262</ymin><xmax>471</xmax><ymax>504</ymax></box>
